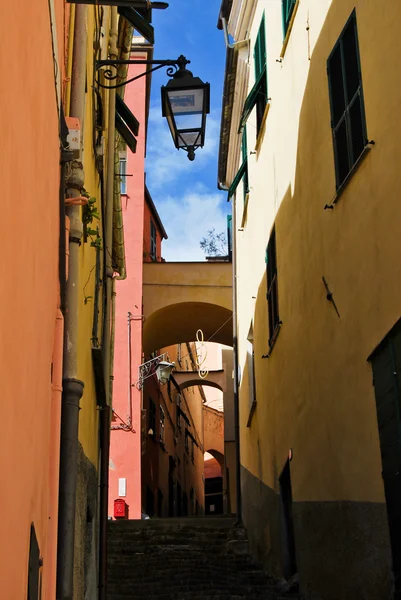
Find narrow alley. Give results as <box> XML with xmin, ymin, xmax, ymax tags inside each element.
<box><xmin>2</xmin><ymin>0</ymin><xmax>401</xmax><ymax>599</ymax></box>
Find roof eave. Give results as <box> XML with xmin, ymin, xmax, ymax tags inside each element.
<box><xmin>217</xmin><ymin>46</ymin><xmax>238</xmax><ymax>190</ymax></box>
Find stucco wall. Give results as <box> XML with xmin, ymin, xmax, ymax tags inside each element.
<box><xmin>0</xmin><ymin>1</ymin><xmax>62</xmax><ymax>597</ymax></box>
<box><xmin>142</xmin><ymin>343</ymin><xmax>205</xmax><ymax>517</ymax></box>
<box><xmin>226</xmin><ymin>0</ymin><xmax>398</xmax><ymax>597</ymax></box>
<box><xmin>109</xmin><ymin>52</ymin><xmax>149</xmax><ymax>521</ymax></box>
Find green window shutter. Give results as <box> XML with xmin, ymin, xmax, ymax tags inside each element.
<box><xmin>238</xmin><ymin>66</ymin><xmax>267</xmax><ymax>132</ymax></box>
<box><xmin>254</xmin><ymin>15</ymin><xmax>266</xmax><ymax>79</ymax></box>
<box><xmin>115</xmin><ymin>95</ymin><xmax>140</xmax><ymax>154</ymax></box>
<box><xmin>327</xmin><ymin>10</ymin><xmax>368</xmax><ymax>190</ymax></box>
<box><xmin>241</xmin><ymin>127</ymin><xmax>248</xmax><ymax>162</ymax></box>
<box><xmin>241</xmin><ymin>128</ymin><xmax>249</xmax><ymax>200</ymax></box>
<box><xmin>228</xmin><ymin>158</ymin><xmax>248</xmax><ymax>199</ymax></box>
<box><xmin>227</xmin><ymin>215</ymin><xmax>232</xmax><ymax>257</ymax></box>
<box><xmin>282</xmin><ymin>0</ymin><xmax>296</xmax><ymax>37</ymax></box>
<box><xmin>118</xmin><ymin>7</ymin><xmax>154</xmax><ymax>44</ymax></box>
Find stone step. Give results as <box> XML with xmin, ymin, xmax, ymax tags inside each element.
<box><xmin>106</xmin><ymin>518</ymin><xmax>304</xmax><ymax>600</ymax></box>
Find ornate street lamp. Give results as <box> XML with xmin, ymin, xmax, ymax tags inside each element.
<box><xmin>161</xmin><ymin>56</ymin><xmax>210</xmax><ymax>161</ymax></box>
<box><xmin>155</xmin><ymin>361</ymin><xmax>175</xmax><ymax>385</ymax></box>
<box><xmin>96</xmin><ymin>55</ymin><xmax>210</xmax><ymax>160</ymax></box>
<box><xmin>135</xmin><ymin>353</ymin><xmax>175</xmax><ymax>389</ymax></box>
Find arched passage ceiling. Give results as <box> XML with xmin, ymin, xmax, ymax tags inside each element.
<box><xmin>142</xmin><ymin>261</ymin><xmax>232</xmax><ymax>355</ymax></box>
<box><xmin>143</xmin><ymin>302</ymin><xmax>233</xmax><ymax>356</ymax></box>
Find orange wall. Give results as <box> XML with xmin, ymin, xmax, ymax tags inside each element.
<box><xmin>0</xmin><ymin>0</ymin><xmax>63</xmax><ymax>597</ymax></box>
<box><xmin>109</xmin><ymin>54</ymin><xmax>149</xmax><ymax>520</ymax></box>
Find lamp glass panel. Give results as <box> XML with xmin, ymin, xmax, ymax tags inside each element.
<box><xmin>178</xmin><ymin>131</ymin><xmax>201</xmax><ymax>148</ymax></box>
<box><xmin>167</xmin><ymin>88</ymin><xmax>204</xmax><ymax>130</ymax></box>
<box><xmin>167</xmin><ymin>87</ymin><xmax>204</xmax><ymax>115</ymax></box>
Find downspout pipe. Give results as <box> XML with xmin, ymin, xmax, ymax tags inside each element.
<box><xmin>219</xmin><ymin>183</ymin><xmax>242</xmax><ymax>523</ymax></box>
<box><xmin>103</xmin><ymin>7</ymin><xmax>118</xmax><ymax>399</ymax></box>
<box><xmin>221</xmin><ymin>17</ymin><xmax>248</xmax><ymax>49</ymax></box>
<box><xmin>232</xmin><ymin>193</ymin><xmax>242</xmax><ymax>524</ymax></box>
<box><xmin>99</xmin><ymin>9</ymin><xmax>118</xmax><ymax>599</ymax></box>
<box><xmin>56</xmin><ymin>5</ymin><xmax>86</xmax><ymax>599</ymax></box>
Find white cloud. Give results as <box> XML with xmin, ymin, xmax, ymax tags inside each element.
<box><xmin>156</xmin><ymin>183</ymin><xmax>228</xmax><ymax>262</ymax></box>
<box><xmin>145</xmin><ymin>107</ymin><xmax>220</xmax><ymax>190</ymax></box>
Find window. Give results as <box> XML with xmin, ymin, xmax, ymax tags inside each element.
<box><xmin>247</xmin><ymin>323</ymin><xmax>257</xmax><ymax>424</ymax></box>
<box><xmin>241</xmin><ymin>128</ymin><xmax>249</xmax><ymax>202</ymax></box>
<box><xmin>150</xmin><ymin>220</ymin><xmax>157</xmax><ymax>261</ymax></box>
<box><xmin>191</xmin><ymin>439</ymin><xmax>195</xmax><ymax>463</ymax></box>
<box><xmin>28</xmin><ymin>524</ymin><xmax>42</xmax><ymax>600</ymax></box>
<box><xmin>266</xmin><ymin>227</ymin><xmax>280</xmax><ymax>346</ymax></box>
<box><xmin>176</xmin><ymin>394</ymin><xmax>182</xmax><ymax>432</ymax></box>
<box><xmin>185</xmin><ymin>428</ymin><xmax>189</xmax><ymax>453</ymax></box>
<box><xmin>254</xmin><ymin>15</ymin><xmax>268</xmax><ymax>134</ymax></box>
<box><xmin>115</xmin><ymin>94</ymin><xmax>139</xmax><ymax>154</ymax></box>
<box><xmin>227</xmin><ymin>214</ymin><xmax>232</xmax><ymax>259</ymax></box>
<box><xmin>119</xmin><ymin>155</ymin><xmax>127</xmax><ymax>194</ymax></box>
<box><xmin>148</xmin><ymin>398</ymin><xmax>156</xmax><ymax>438</ymax></box>
<box><xmin>160</xmin><ymin>406</ymin><xmax>165</xmax><ymax>445</ymax></box>
<box><xmin>238</xmin><ymin>15</ymin><xmax>268</xmax><ymax>134</ymax></box>
<box><xmin>327</xmin><ymin>11</ymin><xmax>367</xmax><ymax>190</ymax></box>
<box><xmin>282</xmin><ymin>0</ymin><xmax>297</xmax><ymax>38</ymax></box>
<box><xmin>228</xmin><ymin>128</ymin><xmax>249</xmax><ymax>201</ymax></box>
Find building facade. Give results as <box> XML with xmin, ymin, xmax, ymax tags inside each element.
<box><xmin>218</xmin><ymin>0</ymin><xmax>401</xmax><ymax>598</ymax></box>
<box><xmin>0</xmin><ymin>1</ymin><xmax>66</xmax><ymax>597</ymax></box>
<box><xmin>109</xmin><ymin>42</ymin><xmax>155</xmax><ymax>521</ymax></box>
<box><xmin>142</xmin><ymin>342</ymin><xmax>206</xmax><ymax>517</ymax></box>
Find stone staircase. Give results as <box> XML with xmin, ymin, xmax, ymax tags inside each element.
<box><xmin>107</xmin><ymin>516</ymin><xmax>303</xmax><ymax>600</ymax></box>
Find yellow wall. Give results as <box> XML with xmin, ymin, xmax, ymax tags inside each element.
<box><xmin>231</xmin><ymin>0</ymin><xmax>401</xmax><ymax>505</ymax></box>
<box><xmin>142</xmin><ymin>262</ymin><xmax>233</xmax><ymax>354</ymax></box>
<box><xmin>74</xmin><ymin>6</ymin><xmax>104</xmax><ymax>468</ymax></box>
<box><xmin>223</xmin><ymin>1</ymin><xmax>399</xmax><ymax>595</ymax></box>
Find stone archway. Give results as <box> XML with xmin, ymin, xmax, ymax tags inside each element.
<box><xmin>142</xmin><ymin>261</ymin><xmax>232</xmax><ymax>356</ymax></box>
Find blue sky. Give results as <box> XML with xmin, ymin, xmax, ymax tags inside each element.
<box><xmin>145</xmin><ymin>0</ymin><xmax>230</xmax><ymax>261</ymax></box>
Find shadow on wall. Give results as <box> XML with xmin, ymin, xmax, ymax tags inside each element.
<box><xmin>239</xmin><ymin>1</ymin><xmax>396</xmax><ymax>598</ymax></box>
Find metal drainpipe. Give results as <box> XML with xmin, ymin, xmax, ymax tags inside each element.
<box><xmin>103</xmin><ymin>7</ymin><xmax>118</xmax><ymax>400</ymax></box>
<box><xmin>219</xmin><ymin>182</ymin><xmax>242</xmax><ymax>523</ymax></box>
<box><xmin>56</xmin><ymin>5</ymin><xmax>86</xmax><ymax>599</ymax></box>
<box><xmin>98</xmin><ymin>9</ymin><xmax>118</xmax><ymax>599</ymax></box>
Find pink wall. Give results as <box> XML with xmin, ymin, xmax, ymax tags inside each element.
<box><xmin>0</xmin><ymin>0</ymin><xmax>63</xmax><ymax>596</ymax></box>
<box><xmin>109</xmin><ymin>51</ymin><xmax>149</xmax><ymax>519</ymax></box>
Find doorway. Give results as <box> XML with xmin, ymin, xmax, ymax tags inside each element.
<box><xmin>370</xmin><ymin>322</ymin><xmax>401</xmax><ymax>598</ymax></box>
<box><xmin>279</xmin><ymin>459</ymin><xmax>297</xmax><ymax>580</ymax></box>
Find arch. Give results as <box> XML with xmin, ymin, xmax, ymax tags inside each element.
<box><xmin>205</xmin><ymin>449</ymin><xmax>224</xmax><ymax>470</ymax></box>
<box><xmin>172</xmin><ymin>370</ymin><xmax>225</xmax><ymax>393</ymax></box>
<box><xmin>204</xmin><ymin>406</ymin><xmax>224</xmax><ymax>459</ymax></box>
<box><xmin>142</xmin><ymin>261</ymin><xmax>232</xmax><ymax>356</ymax></box>
<box><xmin>143</xmin><ymin>302</ymin><xmax>233</xmax><ymax>356</ymax></box>
<box><xmin>204</xmin><ymin>452</ymin><xmax>223</xmax><ymax>478</ymax></box>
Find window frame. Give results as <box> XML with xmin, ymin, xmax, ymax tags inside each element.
<box><xmin>150</xmin><ymin>220</ymin><xmax>157</xmax><ymax>261</ymax></box>
<box><xmin>266</xmin><ymin>227</ymin><xmax>280</xmax><ymax>348</ymax></box>
<box><xmin>119</xmin><ymin>155</ymin><xmax>127</xmax><ymax>195</ymax></box>
<box><xmin>238</xmin><ymin>14</ymin><xmax>268</xmax><ymax>135</ymax></box>
<box><xmin>254</xmin><ymin>15</ymin><xmax>268</xmax><ymax>135</ymax></box>
<box><xmin>159</xmin><ymin>406</ymin><xmax>165</xmax><ymax>445</ymax></box>
<box><xmin>246</xmin><ymin>323</ymin><xmax>257</xmax><ymax>425</ymax></box>
<box><xmin>327</xmin><ymin>10</ymin><xmax>368</xmax><ymax>190</ymax></box>
<box><xmin>282</xmin><ymin>0</ymin><xmax>297</xmax><ymax>38</ymax></box>
<box><xmin>241</xmin><ymin>127</ymin><xmax>249</xmax><ymax>202</ymax></box>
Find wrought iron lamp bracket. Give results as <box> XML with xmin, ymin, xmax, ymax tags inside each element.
<box><xmin>95</xmin><ymin>55</ymin><xmax>190</xmax><ymax>90</ymax></box>
<box><xmin>135</xmin><ymin>352</ymin><xmax>170</xmax><ymax>390</ymax></box>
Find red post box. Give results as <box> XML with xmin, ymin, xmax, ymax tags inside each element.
<box><xmin>114</xmin><ymin>498</ymin><xmax>127</xmax><ymax>519</ymax></box>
